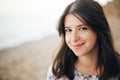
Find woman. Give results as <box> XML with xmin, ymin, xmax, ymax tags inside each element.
<box><xmin>47</xmin><ymin>0</ymin><xmax>120</xmax><ymax>80</ymax></box>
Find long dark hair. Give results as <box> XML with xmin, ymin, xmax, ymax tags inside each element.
<box><xmin>52</xmin><ymin>0</ymin><xmax>120</xmax><ymax>79</ymax></box>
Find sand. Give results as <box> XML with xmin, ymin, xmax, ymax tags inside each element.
<box><xmin>0</xmin><ymin>34</ymin><xmax>60</xmax><ymax>80</ymax></box>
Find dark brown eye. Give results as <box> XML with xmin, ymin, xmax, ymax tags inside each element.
<box><xmin>79</xmin><ymin>27</ymin><xmax>88</xmax><ymax>31</ymax></box>
<box><xmin>65</xmin><ymin>29</ymin><xmax>72</xmax><ymax>32</ymax></box>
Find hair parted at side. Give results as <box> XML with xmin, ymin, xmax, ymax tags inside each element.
<box><xmin>52</xmin><ymin>0</ymin><xmax>120</xmax><ymax>80</ymax></box>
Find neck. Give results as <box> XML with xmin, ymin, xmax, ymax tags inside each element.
<box><xmin>75</xmin><ymin>48</ymin><xmax>99</xmax><ymax>75</ymax></box>
<box><xmin>77</xmin><ymin>53</ymin><xmax>98</xmax><ymax>68</ymax></box>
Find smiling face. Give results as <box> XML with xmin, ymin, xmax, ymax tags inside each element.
<box><xmin>64</xmin><ymin>14</ymin><xmax>98</xmax><ymax>58</ymax></box>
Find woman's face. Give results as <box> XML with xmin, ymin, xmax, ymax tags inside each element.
<box><xmin>64</xmin><ymin>14</ymin><xmax>98</xmax><ymax>57</ymax></box>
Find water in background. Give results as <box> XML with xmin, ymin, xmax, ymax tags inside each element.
<box><xmin>0</xmin><ymin>15</ymin><xmax>58</xmax><ymax>50</ymax></box>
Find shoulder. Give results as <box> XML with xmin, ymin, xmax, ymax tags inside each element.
<box><xmin>47</xmin><ymin>65</ymin><xmax>55</xmax><ymax>80</ymax></box>
<box><xmin>47</xmin><ymin>65</ymin><xmax>69</xmax><ymax>80</ymax></box>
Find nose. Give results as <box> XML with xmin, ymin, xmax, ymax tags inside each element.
<box><xmin>71</xmin><ymin>31</ymin><xmax>80</xmax><ymax>42</ymax></box>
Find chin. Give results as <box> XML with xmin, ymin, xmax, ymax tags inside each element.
<box><xmin>73</xmin><ymin>51</ymin><xmax>86</xmax><ymax>57</ymax></box>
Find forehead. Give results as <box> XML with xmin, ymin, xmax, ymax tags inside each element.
<box><xmin>64</xmin><ymin>14</ymin><xmax>85</xmax><ymax>27</ymax></box>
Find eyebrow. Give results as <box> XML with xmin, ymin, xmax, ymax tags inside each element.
<box><xmin>64</xmin><ymin>24</ymin><xmax>85</xmax><ymax>28</ymax></box>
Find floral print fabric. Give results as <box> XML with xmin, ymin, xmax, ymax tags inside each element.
<box><xmin>47</xmin><ymin>66</ymin><xmax>101</xmax><ymax>80</ymax></box>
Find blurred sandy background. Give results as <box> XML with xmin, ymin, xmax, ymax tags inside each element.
<box><xmin>0</xmin><ymin>0</ymin><xmax>120</xmax><ymax>80</ymax></box>
<box><xmin>0</xmin><ymin>34</ymin><xmax>60</xmax><ymax>80</ymax></box>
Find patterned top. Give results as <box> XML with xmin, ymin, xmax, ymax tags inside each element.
<box><xmin>47</xmin><ymin>66</ymin><xmax>101</xmax><ymax>80</ymax></box>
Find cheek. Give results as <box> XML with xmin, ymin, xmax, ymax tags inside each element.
<box><xmin>65</xmin><ymin>36</ymin><xmax>69</xmax><ymax>44</ymax></box>
<box><xmin>86</xmin><ymin>33</ymin><xmax>97</xmax><ymax>45</ymax></box>
<box><xmin>65</xmin><ymin>35</ymin><xmax>71</xmax><ymax>46</ymax></box>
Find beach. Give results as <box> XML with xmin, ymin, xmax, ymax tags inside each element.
<box><xmin>0</xmin><ymin>34</ymin><xmax>60</xmax><ymax>80</ymax></box>
<box><xmin>0</xmin><ymin>2</ymin><xmax>120</xmax><ymax>80</ymax></box>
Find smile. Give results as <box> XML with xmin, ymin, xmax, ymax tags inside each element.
<box><xmin>72</xmin><ymin>43</ymin><xmax>85</xmax><ymax>49</ymax></box>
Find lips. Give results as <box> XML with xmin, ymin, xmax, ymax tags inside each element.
<box><xmin>72</xmin><ymin>43</ymin><xmax>85</xmax><ymax>49</ymax></box>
